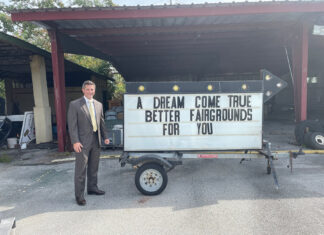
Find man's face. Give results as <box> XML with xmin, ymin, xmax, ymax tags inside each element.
<box><xmin>82</xmin><ymin>84</ymin><xmax>96</xmax><ymax>100</ymax></box>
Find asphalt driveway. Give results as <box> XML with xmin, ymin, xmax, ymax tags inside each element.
<box><xmin>1</xmin><ymin>155</ymin><xmax>324</xmax><ymax>234</ymax></box>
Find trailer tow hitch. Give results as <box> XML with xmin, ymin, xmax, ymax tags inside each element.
<box><xmin>259</xmin><ymin>141</ymin><xmax>279</xmax><ymax>190</ymax></box>
<box><xmin>119</xmin><ymin>152</ymin><xmax>129</xmax><ymax>167</ymax></box>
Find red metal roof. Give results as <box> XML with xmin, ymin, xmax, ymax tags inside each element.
<box><xmin>11</xmin><ymin>1</ymin><xmax>324</xmax><ymax>21</ymax></box>
<box><xmin>11</xmin><ymin>1</ymin><xmax>324</xmax><ymax>81</ymax></box>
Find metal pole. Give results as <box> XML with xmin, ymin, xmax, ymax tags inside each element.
<box><xmin>48</xmin><ymin>30</ymin><xmax>67</xmax><ymax>152</ymax></box>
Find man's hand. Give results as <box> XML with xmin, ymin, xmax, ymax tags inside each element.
<box><xmin>104</xmin><ymin>139</ymin><xmax>110</xmax><ymax>145</ymax></box>
<box><xmin>73</xmin><ymin>142</ymin><xmax>83</xmax><ymax>153</ymax></box>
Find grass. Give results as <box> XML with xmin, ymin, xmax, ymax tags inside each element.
<box><xmin>0</xmin><ymin>154</ymin><xmax>12</xmax><ymax>163</ymax></box>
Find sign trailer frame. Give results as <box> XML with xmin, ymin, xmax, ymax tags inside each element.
<box><xmin>119</xmin><ymin>70</ymin><xmax>302</xmax><ymax>195</ymax></box>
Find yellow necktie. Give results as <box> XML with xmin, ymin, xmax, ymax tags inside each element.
<box><xmin>89</xmin><ymin>100</ymin><xmax>97</xmax><ymax>132</ymax></box>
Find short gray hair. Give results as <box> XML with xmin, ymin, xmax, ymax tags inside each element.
<box><xmin>82</xmin><ymin>80</ymin><xmax>96</xmax><ymax>89</ymax></box>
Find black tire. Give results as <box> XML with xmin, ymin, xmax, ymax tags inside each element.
<box><xmin>303</xmin><ymin>131</ymin><xmax>313</xmax><ymax>148</ymax></box>
<box><xmin>294</xmin><ymin>120</ymin><xmax>322</xmax><ymax>145</ymax></box>
<box><xmin>135</xmin><ymin>163</ymin><xmax>168</xmax><ymax>196</ymax></box>
<box><xmin>307</xmin><ymin>132</ymin><xmax>324</xmax><ymax>150</ymax></box>
<box><xmin>267</xmin><ymin>166</ymin><xmax>271</xmax><ymax>174</ymax></box>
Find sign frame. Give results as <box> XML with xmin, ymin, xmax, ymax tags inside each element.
<box><xmin>123</xmin><ymin>70</ymin><xmax>287</xmax><ymax>152</ymax></box>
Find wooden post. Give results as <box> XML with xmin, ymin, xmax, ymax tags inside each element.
<box><xmin>30</xmin><ymin>55</ymin><xmax>53</xmax><ymax>143</ymax></box>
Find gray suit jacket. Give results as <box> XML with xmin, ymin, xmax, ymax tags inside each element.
<box><xmin>68</xmin><ymin>97</ymin><xmax>108</xmax><ymax>149</ymax></box>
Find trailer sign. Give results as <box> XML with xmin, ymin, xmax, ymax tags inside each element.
<box><xmin>124</xmin><ymin>92</ymin><xmax>263</xmax><ymax>151</ymax></box>
<box><xmin>121</xmin><ymin>71</ymin><xmax>288</xmax><ymax>195</ymax></box>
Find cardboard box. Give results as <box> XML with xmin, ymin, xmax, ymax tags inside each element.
<box><xmin>117</xmin><ymin>112</ymin><xmax>124</xmax><ymax>120</ymax></box>
<box><xmin>108</xmin><ymin>99</ymin><xmax>122</xmax><ymax>109</ymax></box>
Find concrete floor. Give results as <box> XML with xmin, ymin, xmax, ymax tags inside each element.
<box><xmin>1</xmin><ymin>119</ymin><xmax>324</xmax><ymax>234</ymax></box>
<box><xmin>263</xmin><ymin>119</ymin><xmax>298</xmax><ymax>150</ymax></box>
<box><xmin>0</xmin><ymin>156</ymin><xmax>324</xmax><ymax>234</ymax></box>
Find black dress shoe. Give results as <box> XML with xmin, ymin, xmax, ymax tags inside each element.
<box><xmin>76</xmin><ymin>197</ymin><xmax>86</xmax><ymax>206</ymax></box>
<box><xmin>87</xmin><ymin>189</ymin><xmax>105</xmax><ymax>195</ymax></box>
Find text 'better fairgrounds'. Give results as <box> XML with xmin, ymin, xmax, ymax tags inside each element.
<box><xmin>135</xmin><ymin>94</ymin><xmax>257</xmax><ymax>136</ymax></box>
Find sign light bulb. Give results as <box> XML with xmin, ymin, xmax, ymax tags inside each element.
<box><xmin>265</xmin><ymin>75</ymin><xmax>271</xmax><ymax>81</ymax></box>
<box><xmin>138</xmin><ymin>85</ymin><xmax>145</xmax><ymax>92</ymax></box>
<box><xmin>173</xmin><ymin>85</ymin><xmax>179</xmax><ymax>91</ymax></box>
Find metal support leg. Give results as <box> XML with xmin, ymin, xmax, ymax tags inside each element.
<box><xmin>287</xmin><ymin>148</ymin><xmax>304</xmax><ymax>173</ymax></box>
<box><xmin>268</xmin><ymin>156</ymin><xmax>279</xmax><ymax>190</ymax></box>
<box><xmin>262</xmin><ymin>140</ymin><xmax>279</xmax><ymax>190</ymax></box>
<box><xmin>289</xmin><ymin>151</ymin><xmax>293</xmax><ymax>173</ymax></box>
<box><xmin>267</xmin><ymin>159</ymin><xmax>271</xmax><ymax>174</ymax></box>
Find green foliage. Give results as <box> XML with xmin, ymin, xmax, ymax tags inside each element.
<box><xmin>0</xmin><ymin>4</ymin><xmax>14</xmax><ymax>33</ymax></box>
<box><xmin>112</xmin><ymin>74</ymin><xmax>125</xmax><ymax>100</ymax></box>
<box><xmin>65</xmin><ymin>53</ymin><xmax>126</xmax><ymax>101</ymax></box>
<box><xmin>69</xmin><ymin>0</ymin><xmax>114</xmax><ymax>7</ymax></box>
<box><xmin>0</xmin><ymin>79</ymin><xmax>5</xmax><ymax>98</ymax></box>
<box><xmin>8</xmin><ymin>0</ymin><xmax>65</xmax><ymax>9</ymax></box>
<box><xmin>0</xmin><ymin>0</ymin><xmax>114</xmax><ymax>50</ymax></box>
<box><xmin>0</xmin><ymin>1</ymin><xmax>58</xmax><ymax>51</ymax></box>
<box><xmin>0</xmin><ymin>0</ymin><xmax>114</xmax><ymax>45</ymax></box>
<box><xmin>0</xmin><ymin>154</ymin><xmax>12</xmax><ymax>163</ymax></box>
<box><xmin>65</xmin><ymin>54</ymin><xmax>111</xmax><ymax>75</ymax></box>
<box><xmin>0</xmin><ymin>0</ymin><xmax>125</xmax><ymax>99</ymax></box>
<box><xmin>18</xmin><ymin>24</ymin><xmax>51</xmax><ymax>50</ymax></box>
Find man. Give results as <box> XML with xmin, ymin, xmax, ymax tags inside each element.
<box><xmin>68</xmin><ymin>80</ymin><xmax>109</xmax><ymax>206</ymax></box>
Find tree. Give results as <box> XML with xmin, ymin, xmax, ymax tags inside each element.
<box><xmin>0</xmin><ymin>0</ymin><xmax>125</xmax><ymax>100</ymax></box>
<box><xmin>112</xmin><ymin>74</ymin><xmax>125</xmax><ymax>100</ymax></box>
<box><xmin>0</xmin><ymin>3</ymin><xmax>14</xmax><ymax>34</ymax></box>
<box><xmin>69</xmin><ymin>0</ymin><xmax>114</xmax><ymax>7</ymax></box>
<box><xmin>0</xmin><ymin>0</ymin><xmax>65</xmax><ymax>50</ymax></box>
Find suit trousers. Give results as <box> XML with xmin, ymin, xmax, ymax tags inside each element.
<box><xmin>74</xmin><ymin>132</ymin><xmax>100</xmax><ymax>199</ymax></box>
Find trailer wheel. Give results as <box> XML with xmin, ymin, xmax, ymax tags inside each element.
<box><xmin>307</xmin><ymin>132</ymin><xmax>324</xmax><ymax>150</ymax></box>
<box><xmin>135</xmin><ymin>163</ymin><xmax>168</xmax><ymax>196</ymax></box>
<box><xmin>294</xmin><ymin>120</ymin><xmax>321</xmax><ymax>145</ymax></box>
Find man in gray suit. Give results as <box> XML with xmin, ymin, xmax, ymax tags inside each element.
<box><xmin>68</xmin><ymin>80</ymin><xmax>110</xmax><ymax>206</ymax></box>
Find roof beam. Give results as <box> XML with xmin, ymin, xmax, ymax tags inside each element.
<box><xmin>97</xmin><ymin>41</ymin><xmax>285</xmax><ymax>56</ymax></box>
<box><xmin>119</xmin><ymin>54</ymin><xmax>285</xmax><ymax>67</ymax></box>
<box><xmin>0</xmin><ymin>59</ymin><xmax>30</xmax><ymax>65</ymax></box>
<box><xmin>85</xmin><ymin>36</ymin><xmax>283</xmax><ymax>50</ymax></box>
<box><xmin>11</xmin><ymin>2</ymin><xmax>324</xmax><ymax>22</ymax></box>
<box><xmin>76</xmin><ymin>29</ymin><xmax>285</xmax><ymax>43</ymax></box>
<box><xmin>60</xmin><ymin>22</ymin><xmax>293</xmax><ymax>36</ymax></box>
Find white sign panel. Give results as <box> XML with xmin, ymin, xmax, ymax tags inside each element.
<box><xmin>19</xmin><ymin>111</ymin><xmax>35</xmax><ymax>145</ymax></box>
<box><xmin>124</xmin><ymin>93</ymin><xmax>263</xmax><ymax>151</ymax></box>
